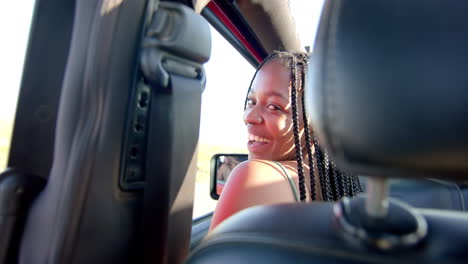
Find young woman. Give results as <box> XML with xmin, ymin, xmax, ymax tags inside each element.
<box><xmin>210</xmin><ymin>51</ymin><xmax>362</xmax><ymax>230</ymax></box>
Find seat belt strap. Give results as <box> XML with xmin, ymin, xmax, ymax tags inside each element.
<box><xmin>138</xmin><ymin>2</ymin><xmax>211</xmax><ymax>263</ymax></box>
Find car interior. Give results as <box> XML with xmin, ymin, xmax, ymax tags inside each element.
<box><xmin>1</xmin><ymin>0</ymin><xmax>468</xmax><ymax>263</ymax></box>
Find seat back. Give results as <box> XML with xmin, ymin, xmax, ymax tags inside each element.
<box><xmin>18</xmin><ymin>0</ymin><xmax>148</xmax><ymax>262</ymax></box>
<box><xmin>18</xmin><ymin>1</ymin><xmax>210</xmax><ymax>263</ymax></box>
<box><xmin>187</xmin><ymin>202</ymin><xmax>468</xmax><ymax>264</ymax></box>
<box><xmin>306</xmin><ymin>0</ymin><xmax>468</xmax><ymax>180</ymax></box>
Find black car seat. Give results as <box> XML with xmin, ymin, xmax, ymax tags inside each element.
<box><xmin>13</xmin><ymin>1</ymin><xmax>211</xmax><ymax>264</ymax></box>
<box><xmin>0</xmin><ymin>0</ymin><xmax>74</xmax><ymax>262</ymax></box>
<box><xmin>186</xmin><ymin>0</ymin><xmax>468</xmax><ymax>263</ymax></box>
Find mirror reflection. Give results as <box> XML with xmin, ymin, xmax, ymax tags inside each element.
<box><xmin>211</xmin><ymin>154</ymin><xmax>247</xmax><ymax>198</ymax></box>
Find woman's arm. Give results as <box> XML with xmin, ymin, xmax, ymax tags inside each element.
<box><xmin>209</xmin><ymin>160</ymin><xmax>297</xmax><ymax>231</ymax></box>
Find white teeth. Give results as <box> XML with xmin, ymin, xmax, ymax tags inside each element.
<box><xmin>249</xmin><ymin>134</ymin><xmax>270</xmax><ymax>143</ymax></box>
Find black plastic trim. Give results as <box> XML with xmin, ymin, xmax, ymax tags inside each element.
<box><xmin>120</xmin><ymin>81</ymin><xmax>151</xmax><ymax>191</ymax></box>
<box><xmin>213</xmin><ymin>0</ymin><xmax>267</xmax><ymax>59</ymax></box>
<box><xmin>191</xmin><ymin>212</ymin><xmax>213</xmax><ymax>250</ymax></box>
<box><xmin>201</xmin><ymin>6</ymin><xmax>260</xmax><ymax>67</ymax></box>
<box><xmin>210</xmin><ymin>153</ymin><xmax>247</xmax><ymax>200</ymax></box>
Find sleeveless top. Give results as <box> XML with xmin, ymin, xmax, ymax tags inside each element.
<box><xmin>272</xmin><ymin>161</ymin><xmax>300</xmax><ymax>202</ymax></box>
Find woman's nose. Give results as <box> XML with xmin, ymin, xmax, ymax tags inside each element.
<box><xmin>244</xmin><ymin>107</ymin><xmax>263</xmax><ymax>125</ymax></box>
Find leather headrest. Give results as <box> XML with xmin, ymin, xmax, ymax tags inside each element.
<box><xmin>306</xmin><ymin>0</ymin><xmax>468</xmax><ymax>180</ymax></box>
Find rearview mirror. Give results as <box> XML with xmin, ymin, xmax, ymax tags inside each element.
<box><xmin>210</xmin><ymin>154</ymin><xmax>247</xmax><ymax>200</ymax></box>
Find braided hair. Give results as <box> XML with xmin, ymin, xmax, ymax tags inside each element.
<box><xmin>244</xmin><ymin>51</ymin><xmax>362</xmax><ymax>202</ymax></box>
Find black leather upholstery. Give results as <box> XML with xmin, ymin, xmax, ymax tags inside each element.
<box><xmin>187</xmin><ymin>1</ymin><xmax>468</xmax><ymax>263</ymax></box>
<box><xmin>188</xmin><ymin>178</ymin><xmax>467</xmax><ymax>253</ymax></box>
<box><xmin>188</xmin><ymin>203</ymin><xmax>468</xmax><ymax>264</ymax></box>
<box><xmin>306</xmin><ymin>0</ymin><xmax>468</xmax><ymax>180</ymax></box>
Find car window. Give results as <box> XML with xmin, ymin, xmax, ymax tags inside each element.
<box><xmin>289</xmin><ymin>0</ymin><xmax>324</xmax><ymax>51</ymax></box>
<box><xmin>193</xmin><ymin>25</ymin><xmax>254</xmax><ymax>219</ymax></box>
<box><xmin>0</xmin><ymin>2</ymin><xmax>36</xmax><ymax>170</ymax></box>
<box><xmin>192</xmin><ymin>1</ymin><xmax>325</xmax><ymax>219</ymax></box>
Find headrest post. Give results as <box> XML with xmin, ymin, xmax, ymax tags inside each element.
<box><xmin>365</xmin><ymin>177</ymin><xmax>389</xmax><ymax>218</ymax></box>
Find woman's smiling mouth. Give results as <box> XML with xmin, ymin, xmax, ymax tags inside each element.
<box><xmin>248</xmin><ymin>134</ymin><xmax>271</xmax><ymax>143</ymax></box>
<box><xmin>247</xmin><ymin>134</ymin><xmax>271</xmax><ymax>153</ymax></box>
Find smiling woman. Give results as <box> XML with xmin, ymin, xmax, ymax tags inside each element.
<box><xmin>210</xmin><ymin>51</ymin><xmax>362</xmax><ymax>231</ymax></box>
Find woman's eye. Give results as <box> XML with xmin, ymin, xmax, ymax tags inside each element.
<box><xmin>267</xmin><ymin>104</ymin><xmax>280</xmax><ymax>111</ymax></box>
<box><xmin>246</xmin><ymin>99</ymin><xmax>255</xmax><ymax>106</ymax></box>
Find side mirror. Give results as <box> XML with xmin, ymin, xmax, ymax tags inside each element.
<box><xmin>210</xmin><ymin>154</ymin><xmax>247</xmax><ymax>200</ymax></box>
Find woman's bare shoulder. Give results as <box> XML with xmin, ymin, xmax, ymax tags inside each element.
<box><xmin>229</xmin><ymin>159</ymin><xmax>293</xmax><ymax>183</ymax></box>
<box><xmin>210</xmin><ymin>159</ymin><xmax>298</xmax><ymax>231</ymax></box>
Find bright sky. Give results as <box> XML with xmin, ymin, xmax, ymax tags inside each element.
<box><xmin>290</xmin><ymin>0</ymin><xmax>325</xmax><ymax>51</ymax></box>
<box><xmin>0</xmin><ymin>1</ymin><xmax>35</xmax><ymax>123</ymax></box>
<box><xmin>0</xmin><ymin>0</ymin><xmax>324</xmax><ymax>150</ymax></box>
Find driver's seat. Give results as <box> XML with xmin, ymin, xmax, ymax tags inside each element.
<box><xmin>186</xmin><ymin>0</ymin><xmax>468</xmax><ymax>263</ymax></box>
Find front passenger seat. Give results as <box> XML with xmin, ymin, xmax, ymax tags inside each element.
<box><xmin>186</xmin><ymin>0</ymin><xmax>468</xmax><ymax>263</ymax></box>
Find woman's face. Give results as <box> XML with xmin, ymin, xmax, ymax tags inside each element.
<box><xmin>244</xmin><ymin>59</ymin><xmax>303</xmax><ymax>161</ymax></box>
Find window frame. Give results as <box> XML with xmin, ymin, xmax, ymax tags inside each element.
<box><xmin>192</xmin><ymin>3</ymin><xmax>264</xmax><ymax>219</ymax></box>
